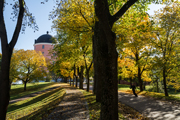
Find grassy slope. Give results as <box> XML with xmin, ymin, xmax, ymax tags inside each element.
<box><xmin>10</xmin><ymin>82</ymin><xmax>56</xmax><ymax>100</ymax></box>
<box><xmin>7</xmin><ymin>83</ymin><xmax>66</xmax><ymax>120</ymax></box>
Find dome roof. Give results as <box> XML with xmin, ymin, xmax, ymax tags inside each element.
<box><xmin>35</xmin><ymin>31</ymin><xmax>53</xmax><ymax>44</ymax></box>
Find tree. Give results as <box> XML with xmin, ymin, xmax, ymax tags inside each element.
<box><xmin>116</xmin><ymin>13</ymin><xmax>154</xmax><ymax>91</ymax></box>
<box><xmin>52</xmin><ymin>0</ymin><xmax>94</xmax><ymax>90</ymax></box>
<box><xmin>152</xmin><ymin>2</ymin><xmax>180</xmax><ymax>96</ymax></box>
<box><xmin>93</xmin><ymin>0</ymin><xmax>173</xmax><ymax>119</ymax></box>
<box><xmin>11</xmin><ymin>49</ymin><xmax>46</xmax><ymax>91</ymax></box>
<box><xmin>0</xmin><ymin>1</ymin><xmax>38</xmax><ymax>118</ymax></box>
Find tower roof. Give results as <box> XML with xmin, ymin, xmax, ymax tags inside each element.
<box><xmin>35</xmin><ymin>31</ymin><xmax>53</xmax><ymax>44</ymax></box>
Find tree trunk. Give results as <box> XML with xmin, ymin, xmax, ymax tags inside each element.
<box><xmin>94</xmin><ymin>0</ymin><xmax>137</xmax><ymax>119</ymax></box>
<box><xmin>130</xmin><ymin>77</ymin><xmax>132</xmax><ymax>86</ymax></box>
<box><xmin>163</xmin><ymin>67</ymin><xmax>168</xmax><ymax>96</ymax></box>
<box><xmin>70</xmin><ymin>77</ymin><xmax>71</xmax><ymax>86</ymax></box>
<box><xmin>94</xmin><ymin>2</ymin><xmax>118</xmax><ymax>118</ymax></box>
<box><xmin>86</xmin><ymin>69</ymin><xmax>90</xmax><ymax>92</ymax></box>
<box><xmin>77</xmin><ymin>67</ymin><xmax>80</xmax><ymax>88</ymax></box>
<box><xmin>99</xmin><ymin>29</ymin><xmax>118</xmax><ymax>120</ymax></box>
<box><xmin>93</xmin><ymin>21</ymin><xmax>102</xmax><ymax>102</ymax></box>
<box><xmin>0</xmin><ymin>50</ymin><xmax>11</xmax><ymax>120</ymax></box>
<box><xmin>76</xmin><ymin>76</ymin><xmax>78</xmax><ymax>87</ymax></box>
<box><xmin>79</xmin><ymin>66</ymin><xmax>84</xmax><ymax>89</ymax></box>
<box><xmin>118</xmin><ymin>76</ymin><xmax>121</xmax><ymax>84</ymax></box>
<box><xmin>73</xmin><ymin>64</ymin><xmax>76</xmax><ymax>87</ymax></box>
<box><xmin>92</xmin><ymin>35</ymin><xmax>96</xmax><ymax>95</ymax></box>
<box><xmin>156</xmin><ymin>78</ymin><xmax>159</xmax><ymax>92</ymax></box>
<box><xmin>64</xmin><ymin>77</ymin><xmax>67</xmax><ymax>83</ymax></box>
<box><xmin>138</xmin><ymin>67</ymin><xmax>143</xmax><ymax>91</ymax></box>
<box><xmin>24</xmin><ymin>80</ymin><xmax>27</xmax><ymax>91</ymax></box>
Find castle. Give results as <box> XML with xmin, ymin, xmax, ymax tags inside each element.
<box><xmin>34</xmin><ymin>31</ymin><xmax>55</xmax><ymax>59</ymax></box>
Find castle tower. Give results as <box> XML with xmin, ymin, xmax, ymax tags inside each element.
<box><xmin>34</xmin><ymin>31</ymin><xmax>54</xmax><ymax>59</ymax></box>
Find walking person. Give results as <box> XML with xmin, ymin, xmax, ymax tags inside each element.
<box><xmin>130</xmin><ymin>83</ymin><xmax>138</xmax><ymax>97</ymax></box>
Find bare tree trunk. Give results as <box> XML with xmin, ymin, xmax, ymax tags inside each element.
<box><xmin>79</xmin><ymin>66</ymin><xmax>84</xmax><ymax>89</ymax></box>
<box><xmin>24</xmin><ymin>80</ymin><xmax>28</xmax><ymax>91</ymax></box>
<box><xmin>93</xmin><ymin>21</ymin><xmax>102</xmax><ymax>102</ymax></box>
<box><xmin>76</xmin><ymin>76</ymin><xmax>78</xmax><ymax>87</ymax></box>
<box><xmin>94</xmin><ymin>2</ymin><xmax>118</xmax><ymax>118</ymax></box>
<box><xmin>70</xmin><ymin>77</ymin><xmax>71</xmax><ymax>86</ymax></box>
<box><xmin>163</xmin><ymin>67</ymin><xmax>168</xmax><ymax>96</ymax></box>
<box><xmin>86</xmin><ymin>69</ymin><xmax>90</xmax><ymax>92</ymax></box>
<box><xmin>0</xmin><ymin>50</ymin><xmax>11</xmax><ymax>120</ymax></box>
<box><xmin>94</xmin><ymin>0</ymin><xmax>137</xmax><ymax>119</ymax></box>
<box><xmin>64</xmin><ymin>77</ymin><xmax>67</xmax><ymax>83</ymax></box>
<box><xmin>138</xmin><ymin>67</ymin><xmax>143</xmax><ymax>91</ymax></box>
<box><xmin>156</xmin><ymin>78</ymin><xmax>159</xmax><ymax>92</ymax></box>
<box><xmin>130</xmin><ymin>77</ymin><xmax>132</xmax><ymax>86</ymax></box>
<box><xmin>0</xmin><ymin>0</ymin><xmax>24</xmax><ymax>118</ymax></box>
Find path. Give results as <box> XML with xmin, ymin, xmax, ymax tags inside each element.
<box><xmin>43</xmin><ymin>84</ymin><xmax>89</xmax><ymax>120</ymax></box>
<box><xmin>118</xmin><ymin>92</ymin><xmax>180</xmax><ymax>120</ymax></box>
<box><xmin>74</xmin><ymin>82</ymin><xmax>180</xmax><ymax>119</ymax></box>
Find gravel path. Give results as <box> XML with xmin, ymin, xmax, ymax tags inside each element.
<box><xmin>118</xmin><ymin>92</ymin><xmax>180</xmax><ymax>120</ymax></box>
<box><xmin>43</xmin><ymin>85</ymin><xmax>89</xmax><ymax>120</ymax></box>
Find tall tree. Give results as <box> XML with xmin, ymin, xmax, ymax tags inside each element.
<box><xmin>0</xmin><ymin>1</ymin><xmax>38</xmax><ymax>118</ymax></box>
<box><xmin>152</xmin><ymin>2</ymin><xmax>180</xmax><ymax>96</ymax></box>
<box><xmin>116</xmin><ymin>13</ymin><xmax>154</xmax><ymax>91</ymax></box>
<box><xmin>11</xmin><ymin>49</ymin><xmax>46</xmax><ymax>91</ymax></box>
<box><xmin>52</xmin><ymin>0</ymin><xmax>94</xmax><ymax>90</ymax></box>
<box><xmin>93</xmin><ymin>0</ymin><xmax>173</xmax><ymax>119</ymax></box>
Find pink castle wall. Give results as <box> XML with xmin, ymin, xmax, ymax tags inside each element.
<box><xmin>34</xmin><ymin>43</ymin><xmax>54</xmax><ymax>59</ymax></box>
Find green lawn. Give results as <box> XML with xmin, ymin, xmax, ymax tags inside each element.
<box><xmin>118</xmin><ymin>84</ymin><xmax>180</xmax><ymax>103</ymax></box>
<box><xmin>10</xmin><ymin>82</ymin><xmax>56</xmax><ymax>100</ymax></box>
<box><xmin>7</xmin><ymin>83</ymin><xmax>66</xmax><ymax>120</ymax></box>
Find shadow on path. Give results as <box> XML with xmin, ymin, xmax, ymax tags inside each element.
<box><xmin>118</xmin><ymin>92</ymin><xmax>180</xmax><ymax>120</ymax></box>
<box><xmin>43</xmin><ymin>84</ymin><xmax>89</xmax><ymax>120</ymax></box>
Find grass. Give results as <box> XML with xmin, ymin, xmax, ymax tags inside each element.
<box><xmin>7</xmin><ymin>83</ymin><xmax>66</xmax><ymax>120</ymax></box>
<box><xmin>80</xmin><ymin>89</ymin><xmax>149</xmax><ymax>120</ymax></box>
<box><xmin>118</xmin><ymin>84</ymin><xmax>180</xmax><ymax>104</ymax></box>
<box><xmin>10</xmin><ymin>82</ymin><xmax>56</xmax><ymax>100</ymax></box>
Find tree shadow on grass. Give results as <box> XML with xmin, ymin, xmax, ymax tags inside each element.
<box><xmin>8</xmin><ymin>87</ymin><xmax>62</xmax><ymax>113</ymax></box>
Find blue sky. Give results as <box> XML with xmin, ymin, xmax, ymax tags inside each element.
<box><xmin>0</xmin><ymin>1</ymin><xmax>165</xmax><ymax>53</ymax></box>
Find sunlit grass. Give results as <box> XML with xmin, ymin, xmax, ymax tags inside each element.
<box><xmin>10</xmin><ymin>82</ymin><xmax>56</xmax><ymax>100</ymax></box>
<box><xmin>80</xmin><ymin>90</ymin><xmax>101</xmax><ymax>120</ymax></box>
<box><xmin>7</xmin><ymin>85</ymin><xmax>66</xmax><ymax>120</ymax></box>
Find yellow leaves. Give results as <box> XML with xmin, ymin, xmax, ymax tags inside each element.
<box><xmin>10</xmin><ymin>49</ymin><xmax>47</xmax><ymax>82</ymax></box>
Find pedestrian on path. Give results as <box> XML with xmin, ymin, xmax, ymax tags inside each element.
<box><xmin>130</xmin><ymin>83</ymin><xmax>138</xmax><ymax>97</ymax></box>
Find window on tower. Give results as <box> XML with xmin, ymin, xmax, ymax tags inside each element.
<box><xmin>42</xmin><ymin>45</ymin><xmax>44</xmax><ymax>49</ymax></box>
<box><xmin>42</xmin><ymin>52</ymin><xmax>44</xmax><ymax>55</ymax></box>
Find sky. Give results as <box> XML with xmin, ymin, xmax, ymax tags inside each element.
<box><xmin>0</xmin><ymin>1</ymin><xmax>165</xmax><ymax>53</ymax></box>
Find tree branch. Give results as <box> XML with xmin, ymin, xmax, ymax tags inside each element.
<box><xmin>9</xmin><ymin>0</ymin><xmax>25</xmax><ymax>49</ymax></box>
<box><xmin>79</xmin><ymin>8</ymin><xmax>92</xmax><ymax>29</ymax></box>
<box><xmin>0</xmin><ymin>0</ymin><xmax>8</xmax><ymax>53</ymax></box>
<box><xmin>112</xmin><ymin>0</ymin><xmax>138</xmax><ymax>23</ymax></box>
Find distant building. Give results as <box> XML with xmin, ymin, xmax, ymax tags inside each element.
<box><xmin>34</xmin><ymin>31</ymin><xmax>55</xmax><ymax>59</ymax></box>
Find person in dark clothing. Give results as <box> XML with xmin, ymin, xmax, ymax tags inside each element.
<box><xmin>130</xmin><ymin>84</ymin><xmax>138</xmax><ymax>97</ymax></box>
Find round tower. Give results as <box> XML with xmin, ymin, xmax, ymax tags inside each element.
<box><xmin>34</xmin><ymin>31</ymin><xmax>54</xmax><ymax>59</ymax></box>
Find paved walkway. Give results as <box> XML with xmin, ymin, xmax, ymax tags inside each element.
<box><xmin>81</xmin><ymin>82</ymin><xmax>180</xmax><ymax>120</ymax></box>
<box><xmin>43</xmin><ymin>84</ymin><xmax>89</xmax><ymax>120</ymax></box>
<box><xmin>118</xmin><ymin>92</ymin><xmax>180</xmax><ymax>120</ymax></box>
